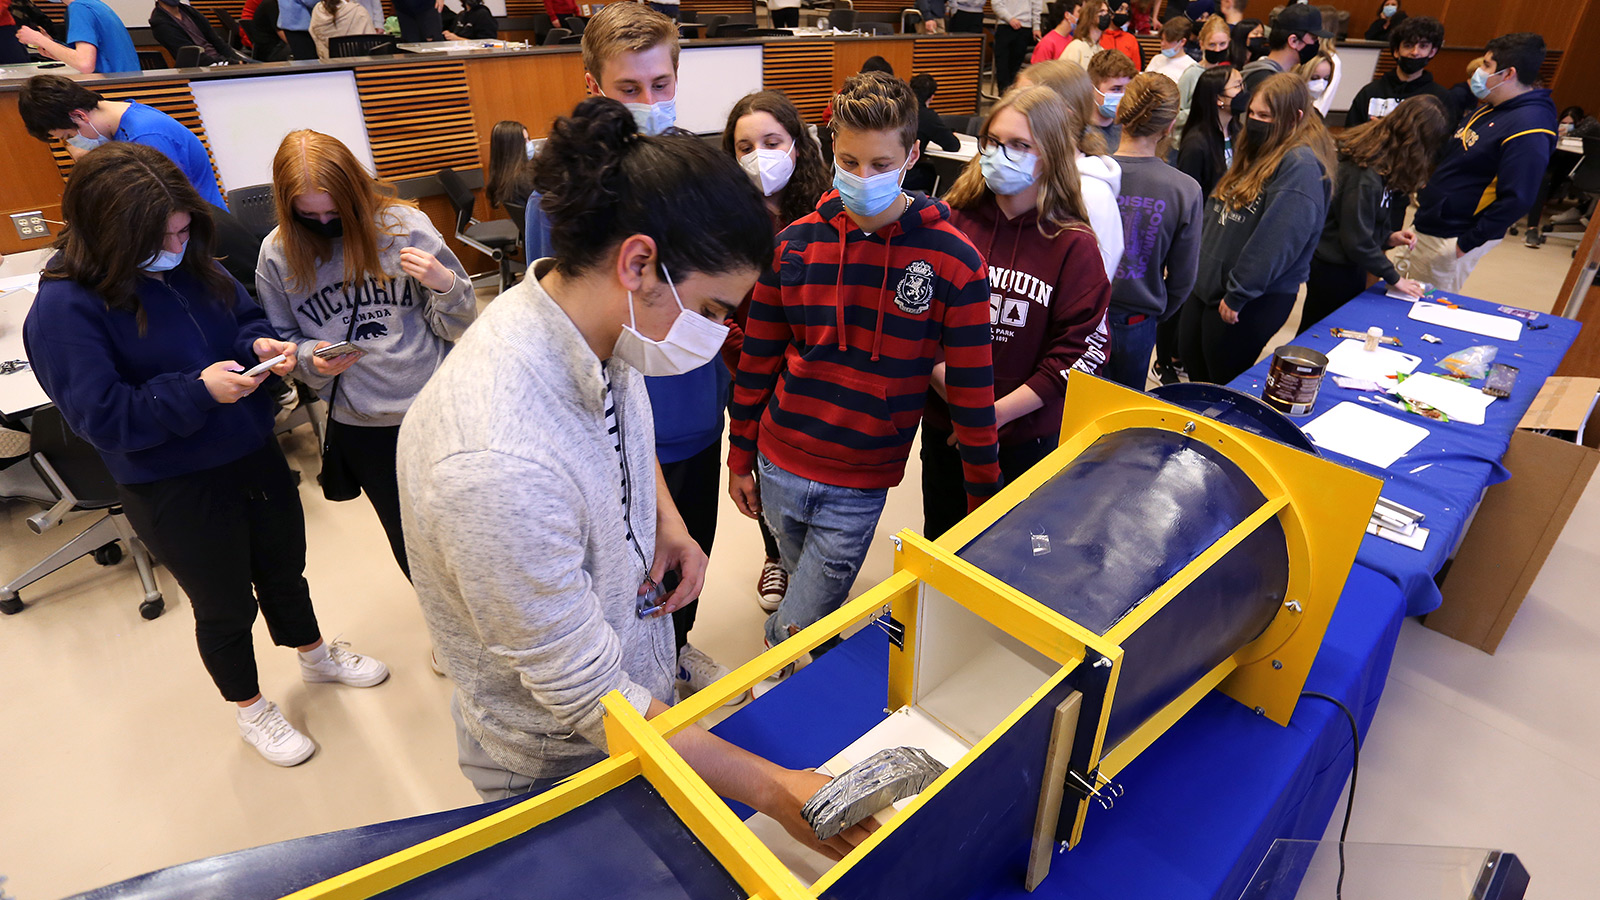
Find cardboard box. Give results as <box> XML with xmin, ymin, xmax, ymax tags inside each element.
<box><xmin>1426</xmin><ymin>430</ymin><xmax>1600</xmax><ymax>653</ymax></box>
<box><xmin>1517</xmin><ymin>376</ymin><xmax>1600</xmax><ymax>443</ymax></box>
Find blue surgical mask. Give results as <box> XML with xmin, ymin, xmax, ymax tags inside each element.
<box><xmin>524</xmin><ymin>138</ymin><xmax>537</xmax><ymax>159</ymax></box>
<box><xmin>1161</xmin><ymin>46</ymin><xmax>1180</xmax><ymax>58</ymax></box>
<box><xmin>1469</xmin><ymin>66</ymin><xmax>1502</xmax><ymax>100</ymax></box>
<box><xmin>625</xmin><ymin>98</ymin><xmax>676</xmax><ymax>135</ymax></box>
<box><xmin>1099</xmin><ymin>90</ymin><xmax>1124</xmax><ymax>121</ymax></box>
<box><xmin>833</xmin><ymin>159</ymin><xmax>910</xmax><ymax>218</ymax></box>
<box><xmin>979</xmin><ymin>145</ymin><xmax>1037</xmax><ymax>196</ymax></box>
<box><xmin>141</xmin><ymin>238</ymin><xmax>188</xmax><ymax>273</ymax></box>
<box><xmin>66</xmin><ymin>116</ymin><xmax>108</xmax><ymax>152</ymax></box>
<box><xmin>1382</xmin><ymin>3</ymin><xmax>1397</xmax><ymax>15</ymax></box>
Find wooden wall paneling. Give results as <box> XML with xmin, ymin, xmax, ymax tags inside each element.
<box><xmin>355</xmin><ymin>61</ymin><xmax>479</xmax><ymax>180</ymax></box>
<box><xmin>833</xmin><ymin>39</ymin><xmax>915</xmax><ymax>86</ymax></box>
<box><xmin>1552</xmin><ymin>0</ymin><xmax>1600</xmax><ymax>114</ymax></box>
<box><xmin>462</xmin><ymin>52</ymin><xmax>588</xmax><ymax>155</ymax></box>
<box><xmin>0</xmin><ymin>94</ymin><xmax>69</xmax><ymax>255</ymax></box>
<box><xmin>681</xmin><ymin>0</ymin><xmax>760</xmax><ymax>15</ymax></box>
<box><xmin>763</xmin><ymin>40</ymin><xmax>837</xmax><ymax>122</ymax></box>
<box><xmin>504</xmin><ymin>0</ymin><xmax>548</xmax><ymax>15</ymax></box>
<box><xmin>914</xmin><ymin>35</ymin><xmax>982</xmax><ymax>116</ymax></box>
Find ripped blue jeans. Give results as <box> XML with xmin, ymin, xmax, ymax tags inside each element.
<box><xmin>756</xmin><ymin>453</ymin><xmax>888</xmax><ymax>653</ymax></box>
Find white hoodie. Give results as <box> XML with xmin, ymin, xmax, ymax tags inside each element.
<box><xmin>1078</xmin><ymin>153</ymin><xmax>1126</xmax><ymax>279</ymax></box>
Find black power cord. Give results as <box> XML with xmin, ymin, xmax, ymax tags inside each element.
<box><xmin>1301</xmin><ymin>691</ymin><xmax>1361</xmax><ymax>900</ymax></box>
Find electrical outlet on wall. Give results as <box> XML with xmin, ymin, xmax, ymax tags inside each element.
<box><xmin>10</xmin><ymin>211</ymin><xmax>51</xmax><ymax>241</ymax></box>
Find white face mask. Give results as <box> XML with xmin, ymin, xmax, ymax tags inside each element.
<box><xmin>1307</xmin><ymin>77</ymin><xmax>1329</xmax><ymax>98</ymax></box>
<box><xmin>612</xmin><ymin>265</ymin><xmax>729</xmax><ymax>377</ymax></box>
<box><xmin>599</xmin><ymin>88</ymin><xmax>677</xmax><ymax>136</ymax></box>
<box><xmin>740</xmin><ymin>146</ymin><xmax>795</xmax><ymax>196</ymax></box>
<box><xmin>67</xmin><ymin>114</ymin><xmax>109</xmax><ymax>152</ymax></box>
<box><xmin>525</xmin><ymin>138</ymin><xmax>537</xmax><ymax>160</ymax></box>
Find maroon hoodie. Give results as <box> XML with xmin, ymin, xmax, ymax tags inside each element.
<box><xmin>927</xmin><ymin>197</ymin><xmax>1111</xmax><ymax>445</ymax></box>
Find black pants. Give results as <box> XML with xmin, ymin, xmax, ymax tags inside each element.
<box><xmin>1178</xmin><ymin>291</ymin><xmax>1298</xmax><ymax>386</ymax></box>
<box><xmin>0</xmin><ymin>25</ymin><xmax>31</xmax><ymax>64</ymax></box>
<box><xmin>396</xmin><ymin>7</ymin><xmax>444</xmax><ymax>42</ymax></box>
<box><xmin>949</xmin><ymin>10</ymin><xmax>984</xmax><ymax>32</ymax></box>
<box><xmin>118</xmin><ymin>441</ymin><xmax>322</xmax><ymax>702</ymax></box>
<box><xmin>921</xmin><ymin>427</ymin><xmax>1055</xmax><ymax>539</ymax></box>
<box><xmin>1155</xmin><ymin>298</ymin><xmax>1188</xmax><ymax>374</ymax></box>
<box><xmin>326</xmin><ymin>420</ymin><xmax>408</xmax><ymax>579</ymax></box>
<box><xmin>283</xmin><ymin>29</ymin><xmax>317</xmax><ymax>60</ymax></box>
<box><xmin>659</xmin><ymin>439</ymin><xmax>720</xmax><ymax>652</ymax></box>
<box><xmin>1297</xmin><ymin>258</ymin><xmax>1368</xmax><ymax>337</ymax></box>
<box><xmin>993</xmin><ymin>23</ymin><xmax>1030</xmax><ymax>93</ymax></box>
<box><xmin>770</xmin><ymin>7</ymin><xmax>799</xmax><ymax>27</ymax></box>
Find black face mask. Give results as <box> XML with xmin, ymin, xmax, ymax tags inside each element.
<box><xmin>1296</xmin><ymin>39</ymin><xmax>1321</xmax><ymax>65</ymax></box>
<box><xmin>1097</xmin><ymin>13</ymin><xmax>1111</xmax><ymax>30</ymax></box>
<box><xmin>1396</xmin><ymin>55</ymin><xmax>1430</xmax><ymax>75</ymax></box>
<box><xmin>1229</xmin><ymin>91</ymin><xmax>1251</xmax><ymax>115</ymax></box>
<box><xmin>295</xmin><ymin>214</ymin><xmax>343</xmax><ymax>239</ymax></box>
<box><xmin>1247</xmin><ymin>37</ymin><xmax>1269</xmax><ymax>58</ymax></box>
<box><xmin>1244</xmin><ymin>117</ymin><xmax>1272</xmax><ymax>146</ymax></box>
<box><xmin>1205</xmin><ymin>47</ymin><xmax>1230</xmax><ymax>64</ymax></box>
<box><xmin>1112</xmin><ymin>13</ymin><xmax>1129</xmax><ymax>28</ymax></box>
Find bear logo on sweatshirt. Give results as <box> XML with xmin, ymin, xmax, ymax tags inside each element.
<box><xmin>354</xmin><ymin>321</ymin><xmax>389</xmax><ymax>341</ymax></box>
<box><xmin>894</xmin><ymin>260</ymin><xmax>935</xmax><ymax>315</ymax></box>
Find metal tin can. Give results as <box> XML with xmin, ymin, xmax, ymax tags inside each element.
<box><xmin>1262</xmin><ymin>345</ymin><xmax>1328</xmax><ymax>417</ymax></box>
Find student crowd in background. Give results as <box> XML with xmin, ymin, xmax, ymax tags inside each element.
<box><xmin>12</xmin><ymin>1</ymin><xmax>1564</xmax><ymax>840</ymax></box>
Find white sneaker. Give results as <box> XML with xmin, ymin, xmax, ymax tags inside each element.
<box><xmin>238</xmin><ymin>701</ymin><xmax>315</xmax><ymax>766</ymax></box>
<box><xmin>751</xmin><ymin>637</ymin><xmax>812</xmax><ymax>700</ymax></box>
<box><xmin>677</xmin><ymin>644</ymin><xmax>746</xmax><ymax>707</ymax></box>
<box><xmin>757</xmin><ymin>560</ymin><xmax>788</xmax><ymax>612</ymax></box>
<box><xmin>300</xmin><ymin>641</ymin><xmax>390</xmax><ymax>687</ymax></box>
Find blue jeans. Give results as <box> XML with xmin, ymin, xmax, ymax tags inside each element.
<box><xmin>756</xmin><ymin>453</ymin><xmax>888</xmax><ymax>652</ymax></box>
<box><xmin>1105</xmin><ymin>311</ymin><xmax>1159</xmax><ymax>390</ymax></box>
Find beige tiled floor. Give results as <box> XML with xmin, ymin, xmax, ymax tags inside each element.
<box><xmin>1</xmin><ymin>240</ymin><xmax>1596</xmax><ymax>898</ymax></box>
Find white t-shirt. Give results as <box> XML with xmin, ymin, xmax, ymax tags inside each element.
<box><xmin>1147</xmin><ymin>50</ymin><xmax>1198</xmax><ymax>83</ymax></box>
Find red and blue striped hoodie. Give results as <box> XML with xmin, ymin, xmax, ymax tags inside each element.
<box><xmin>729</xmin><ymin>190</ymin><xmax>1002</xmax><ymax>509</ymax></box>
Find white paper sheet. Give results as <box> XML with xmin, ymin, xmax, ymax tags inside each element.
<box><xmin>1324</xmin><ymin>339</ymin><xmax>1421</xmax><ymax>384</ymax></box>
<box><xmin>0</xmin><ymin>273</ymin><xmax>40</xmax><ymax>295</ymax></box>
<box><xmin>1407</xmin><ymin>302</ymin><xmax>1523</xmax><ymax>341</ymax></box>
<box><xmin>1393</xmin><ymin>373</ymin><xmax>1495</xmax><ymax>425</ymax></box>
<box><xmin>1302</xmin><ymin>401</ymin><xmax>1431</xmax><ymax>469</ymax></box>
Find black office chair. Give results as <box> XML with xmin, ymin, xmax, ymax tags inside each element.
<box><xmin>531</xmin><ymin>12</ymin><xmax>552</xmax><ymax>42</ymax></box>
<box><xmin>741</xmin><ymin>27</ymin><xmax>794</xmax><ymax>35</ymax></box>
<box><xmin>941</xmin><ymin>114</ymin><xmax>978</xmax><ymax>135</ymax></box>
<box><xmin>703</xmin><ymin>14</ymin><xmax>729</xmax><ymax>34</ymax></box>
<box><xmin>724</xmin><ymin>13</ymin><xmax>757</xmax><ymax>25</ymax></box>
<box><xmin>225</xmin><ymin>184</ymin><xmax>278</xmax><ymax>240</ymax></box>
<box><xmin>829</xmin><ymin>8</ymin><xmax>856</xmax><ymax>29</ymax></box>
<box><xmin>436</xmin><ymin>167</ymin><xmax>521</xmax><ymax>294</ymax></box>
<box><xmin>328</xmin><ymin>34</ymin><xmax>398</xmax><ymax>57</ymax></box>
<box><xmin>138</xmin><ymin>49</ymin><xmax>167</xmax><ymax>70</ymax></box>
<box><xmin>681</xmin><ymin>10</ymin><xmax>699</xmax><ymax>23</ymax></box>
<box><xmin>543</xmin><ymin>26</ymin><xmax>570</xmax><ymax>44</ymax></box>
<box><xmin>175</xmin><ymin>44</ymin><xmax>205</xmax><ymax>67</ymax></box>
<box><xmin>0</xmin><ymin>407</ymin><xmax>163</xmax><ymax>619</ymax></box>
<box><xmin>216</xmin><ymin>7</ymin><xmax>244</xmax><ymax>50</ymax></box>
<box><xmin>900</xmin><ymin>8</ymin><xmax>921</xmax><ymax>32</ymax></box>
<box><xmin>563</xmin><ymin>15</ymin><xmax>587</xmax><ymax>33</ymax></box>
<box><xmin>559</xmin><ymin>33</ymin><xmax>583</xmax><ymax>43</ymax></box>
<box><xmin>714</xmin><ymin>22</ymin><xmax>755</xmax><ymax>36</ymax></box>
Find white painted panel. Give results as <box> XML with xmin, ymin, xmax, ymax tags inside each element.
<box><xmin>674</xmin><ymin>44</ymin><xmax>764</xmax><ymax>134</ymax></box>
<box><xmin>190</xmin><ymin>70</ymin><xmax>377</xmax><ymax>193</ymax></box>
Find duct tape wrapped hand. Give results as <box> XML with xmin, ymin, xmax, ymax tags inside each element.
<box><xmin>801</xmin><ymin>747</ymin><xmax>948</xmax><ymax>840</ymax></box>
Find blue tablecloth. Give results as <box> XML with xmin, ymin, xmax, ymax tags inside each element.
<box><xmin>1228</xmin><ymin>286</ymin><xmax>1581</xmax><ymax>616</ymax></box>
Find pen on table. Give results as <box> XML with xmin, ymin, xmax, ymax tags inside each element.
<box><xmin>1409</xmin><ymin>463</ymin><xmax>1433</xmax><ymax>474</ymax></box>
<box><xmin>1359</xmin><ymin>395</ymin><xmax>1408</xmax><ymax>413</ymax></box>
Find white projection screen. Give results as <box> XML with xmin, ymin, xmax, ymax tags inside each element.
<box><xmin>674</xmin><ymin>45</ymin><xmax>764</xmax><ymax>135</ymax></box>
<box><xmin>191</xmin><ymin>71</ymin><xmax>378</xmax><ymax>194</ymax></box>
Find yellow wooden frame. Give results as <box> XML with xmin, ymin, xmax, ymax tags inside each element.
<box><xmin>278</xmin><ymin>373</ymin><xmax>1380</xmax><ymax>898</ymax></box>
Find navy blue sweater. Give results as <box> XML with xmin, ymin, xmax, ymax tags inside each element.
<box><xmin>23</xmin><ymin>266</ymin><xmax>280</xmax><ymax>484</ymax></box>
<box><xmin>1415</xmin><ymin>89</ymin><xmax>1558</xmax><ymax>254</ymax></box>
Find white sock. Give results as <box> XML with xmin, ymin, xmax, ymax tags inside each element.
<box><xmin>237</xmin><ymin>697</ymin><xmax>268</xmax><ymax>720</ymax></box>
<box><xmin>299</xmin><ymin>643</ymin><xmax>330</xmax><ymax>665</ymax></box>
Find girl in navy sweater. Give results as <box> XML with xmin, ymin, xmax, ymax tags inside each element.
<box><xmin>24</xmin><ymin>143</ymin><xmax>387</xmax><ymax>768</ymax></box>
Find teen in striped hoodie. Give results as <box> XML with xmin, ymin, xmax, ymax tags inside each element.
<box><xmin>728</xmin><ymin>73</ymin><xmax>1001</xmax><ymax>654</ymax></box>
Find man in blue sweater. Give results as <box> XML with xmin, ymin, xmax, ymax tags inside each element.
<box><xmin>15</xmin><ymin>0</ymin><xmax>138</xmax><ymax>73</ymax></box>
<box><xmin>1407</xmin><ymin>32</ymin><xmax>1557</xmax><ymax>293</ymax></box>
<box><xmin>525</xmin><ymin>4</ymin><xmax>739</xmax><ymax>704</ymax></box>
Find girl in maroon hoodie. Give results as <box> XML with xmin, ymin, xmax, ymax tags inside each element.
<box><xmin>926</xmin><ymin>85</ymin><xmax>1113</xmax><ymax>539</ymax></box>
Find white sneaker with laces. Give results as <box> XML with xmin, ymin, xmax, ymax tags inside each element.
<box><xmin>677</xmin><ymin>644</ymin><xmax>746</xmax><ymax>707</ymax></box>
<box><xmin>751</xmin><ymin>636</ymin><xmax>812</xmax><ymax>700</ymax></box>
<box><xmin>300</xmin><ymin>641</ymin><xmax>390</xmax><ymax>687</ymax></box>
<box><xmin>238</xmin><ymin>701</ymin><xmax>315</xmax><ymax>766</ymax></box>
<box><xmin>757</xmin><ymin>560</ymin><xmax>788</xmax><ymax>612</ymax></box>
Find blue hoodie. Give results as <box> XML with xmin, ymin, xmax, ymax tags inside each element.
<box><xmin>525</xmin><ymin>196</ymin><xmax>727</xmax><ymax>465</ymax></box>
<box><xmin>24</xmin><ymin>266</ymin><xmax>280</xmax><ymax>485</ymax></box>
<box><xmin>1415</xmin><ymin>88</ymin><xmax>1557</xmax><ymax>254</ymax></box>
